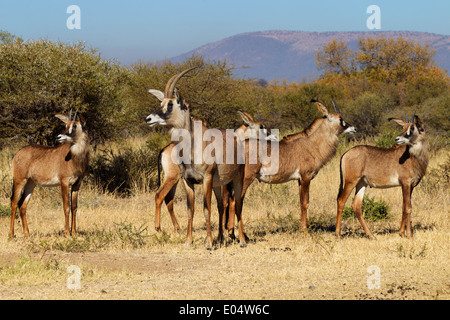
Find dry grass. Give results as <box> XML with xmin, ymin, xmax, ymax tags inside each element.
<box><xmin>0</xmin><ymin>141</ymin><xmax>448</xmax><ymax>300</ymax></box>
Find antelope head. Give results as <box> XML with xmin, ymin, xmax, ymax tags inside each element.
<box><xmin>389</xmin><ymin>112</ymin><xmax>426</xmax><ymax>146</ymax></box>
<box><xmin>311</xmin><ymin>99</ymin><xmax>356</xmax><ymax>135</ymax></box>
<box><xmin>237</xmin><ymin>111</ymin><xmax>278</xmax><ymax>141</ymax></box>
<box><xmin>146</xmin><ymin>68</ymin><xmax>196</xmax><ymax>129</ymax></box>
<box><xmin>55</xmin><ymin>110</ymin><xmax>86</xmax><ymax>144</ymax></box>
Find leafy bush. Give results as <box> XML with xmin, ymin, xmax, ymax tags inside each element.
<box><xmin>342</xmin><ymin>196</ymin><xmax>391</xmax><ymax>221</ymax></box>
<box><xmin>0</xmin><ymin>36</ymin><xmax>129</xmax><ymax>147</ymax></box>
<box><xmin>344</xmin><ymin>92</ymin><xmax>392</xmax><ymax>137</ymax></box>
<box><xmin>89</xmin><ymin>142</ymin><xmax>160</xmax><ymax>195</ymax></box>
<box><xmin>0</xmin><ymin>203</ymin><xmax>10</xmax><ymax>217</ymax></box>
<box><xmin>0</xmin><ymin>32</ymin><xmax>448</xmax><ymax>157</ymax></box>
<box><xmin>419</xmin><ymin>91</ymin><xmax>450</xmax><ymax>135</ymax></box>
<box><xmin>375</xmin><ymin>129</ymin><xmax>397</xmax><ymax>148</ymax></box>
<box><xmin>420</xmin><ymin>155</ymin><xmax>450</xmax><ymax>194</ymax></box>
<box><xmin>115</xmin><ymin>221</ymin><xmax>149</xmax><ymax>249</ymax></box>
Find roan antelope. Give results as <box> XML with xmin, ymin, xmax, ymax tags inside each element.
<box><xmin>336</xmin><ymin>113</ymin><xmax>429</xmax><ymax>239</ymax></box>
<box><xmin>153</xmin><ymin>111</ymin><xmax>275</xmax><ymax>234</ymax></box>
<box><xmin>9</xmin><ymin>111</ymin><xmax>89</xmax><ymax>238</ymax></box>
<box><xmin>146</xmin><ymin>68</ymin><xmax>261</xmax><ymax>248</ymax></box>
<box><xmin>232</xmin><ymin>99</ymin><xmax>356</xmax><ymax>236</ymax></box>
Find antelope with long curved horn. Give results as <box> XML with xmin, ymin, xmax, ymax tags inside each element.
<box><xmin>146</xmin><ymin>68</ymin><xmax>253</xmax><ymax>248</ymax></box>
<box><xmin>153</xmin><ymin>110</ymin><xmax>275</xmax><ymax>235</ymax></box>
<box><xmin>9</xmin><ymin>111</ymin><xmax>89</xmax><ymax>238</ymax></box>
<box><xmin>336</xmin><ymin>112</ymin><xmax>428</xmax><ymax>239</ymax></box>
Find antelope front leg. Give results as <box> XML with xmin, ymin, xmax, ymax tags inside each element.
<box><xmin>213</xmin><ymin>186</ymin><xmax>225</xmax><ymax>245</ymax></box>
<box><xmin>400</xmin><ymin>184</ymin><xmax>413</xmax><ymax>238</ymax></box>
<box><xmin>61</xmin><ymin>182</ymin><xmax>71</xmax><ymax>237</ymax></box>
<box><xmin>70</xmin><ymin>179</ymin><xmax>82</xmax><ymax>236</ymax></box>
<box><xmin>203</xmin><ymin>176</ymin><xmax>214</xmax><ymax>250</ymax></box>
<box><xmin>298</xmin><ymin>179</ymin><xmax>310</xmax><ymax>232</ymax></box>
<box><xmin>233</xmin><ymin>177</ymin><xmax>247</xmax><ymax>247</ymax></box>
<box><xmin>225</xmin><ymin>184</ymin><xmax>236</xmax><ymax>240</ymax></box>
<box><xmin>183</xmin><ymin>180</ymin><xmax>195</xmax><ymax>247</ymax></box>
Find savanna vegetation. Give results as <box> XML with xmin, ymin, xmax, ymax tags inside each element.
<box><xmin>0</xmin><ymin>30</ymin><xmax>448</xmax><ymax>300</ymax></box>
<box><xmin>1</xmin><ymin>31</ymin><xmax>448</xmax><ymax>193</ymax></box>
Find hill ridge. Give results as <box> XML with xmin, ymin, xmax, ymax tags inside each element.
<box><xmin>170</xmin><ymin>30</ymin><xmax>450</xmax><ymax>82</ymax></box>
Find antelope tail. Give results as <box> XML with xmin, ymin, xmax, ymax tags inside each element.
<box><xmin>157</xmin><ymin>149</ymin><xmax>163</xmax><ymax>188</ymax></box>
<box><xmin>337</xmin><ymin>154</ymin><xmax>344</xmax><ymax>200</ymax></box>
<box><xmin>10</xmin><ymin>179</ymin><xmax>15</xmax><ymax>202</ymax></box>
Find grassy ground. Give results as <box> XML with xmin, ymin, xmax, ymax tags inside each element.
<box><xmin>0</xmin><ymin>141</ymin><xmax>448</xmax><ymax>300</ymax></box>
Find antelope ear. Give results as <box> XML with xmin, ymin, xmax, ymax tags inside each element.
<box><xmin>77</xmin><ymin>113</ymin><xmax>86</xmax><ymax>127</ymax></box>
<box><xmin>148</xmin><ymin>89</ymin><xmax>164</xmax><ymax>102</ymax></box>
<box><xmin>55</xmin><ymin>114</ymin><xmax>69</xmax><ymax>124</ymax></box>
<box><xmin>313</xmin><ymin>100</ymin><xmax>329</xmax><ymax>117</ymax></box>
<box><xmin>414</xmin><ymin>116</ymin><xmax>424</xmax><ymax>132</ymax></box>
<box><xmin>388</xmin><ymin>118</ymin><xmax>407</xmax><ymax>126</ymax></box>
<box><xmin>237</xmin><ymin>111</ymin><xmax>253</xmax><ymax>126</ymax></box>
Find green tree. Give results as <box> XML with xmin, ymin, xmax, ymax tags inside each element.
<box><xmin>126</xmin><ymin>55</ymin><xmax>248</xmax><ymax>132</ymax></box>
<box><xmin>0</xmin><ymin>36</ymin><xmax>129</xmax><ymax>147</ymax></box>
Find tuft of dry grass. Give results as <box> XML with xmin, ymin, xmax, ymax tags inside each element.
<box><xmin>0</xmin><ymin>140</ymin><xmax>448</xmax><ymax>300</ymax></box>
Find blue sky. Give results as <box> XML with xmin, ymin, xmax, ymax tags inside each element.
<box><xmin>0</xmin><ymin>0</ymin><xmax>448</xmax><ymax>65</ymax></box>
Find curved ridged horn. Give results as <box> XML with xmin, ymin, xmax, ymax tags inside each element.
<box><xmin>257</xmin><ymin>111</ymin><xmax>262</xmax><ymax>122</ymax></box>
<box><xmin>331</xmin><ymin>99</ymin><xmax>341</xmax><ymax>114</ymax></box>
<box><xmin>405</xmin><ymin>112</ymin><xmax>409</xmax><ymax>123</ymax></box>
<box><xmin>164</xmin><ymin>67</ymin><xmax>197</xmax><ymax>99</ymax></box>
<box><xmin>73</xmin><ymin>110</ymin><xmax>78</xmax><ymax>122</ymax></box>
<box><xmin>411</xmin><ymin>109</ymin><xmax>416</xmax><ymax>123</ymax></box>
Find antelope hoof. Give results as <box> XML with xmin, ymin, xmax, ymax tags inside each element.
<box><xmin>184</xmin><ymin>239</ymin><xmax>193</xmax><ymax>249</ymax></box>
<box><xmin>239</xmin><ymin>242</ymin><xmax>247</xmax><ymax>248</ymax></box>
<box><xmin>205</xmin><ymin>238</ymin><xmax>213</xmax><ymax>250</ymax></box>
<box><xmin>155</xmin><ymin>227</ymin><xmax>161</xmax><ymax>232</ymax></box>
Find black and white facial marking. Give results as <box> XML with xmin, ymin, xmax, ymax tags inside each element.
<box><xmin>146</xmin><ymin>89</ymin><xmax>189</xmax><ymax>127</ymax></box>
<box><xmin>57</xmin><ymin>121</ymin><xmax>82</xmax><ymax>143</ymax></box>
<box><xmin>326</xmin><ymin>113</ymin><xmax>356</xmax><ymax>135</ymax></box>
<box><xmin>312</xmin><ymin>100</ymin><xmax>356</xmax><ymax>135</ymax></box>
<box><xmin>54</xmin><ymin>113</ymin><xmax>84</xmax><ymax>144</ymax></box>
<box><xmin>395</xmin><ymin>123</ymin><xmax>423</xmax><ymax>145</ymax></box>
<box><xmin>338</xmin><ymin>116</ymin><xmax>356</xmax><ymax>134</ymax></box>
<box><xmin>391</xmin><ymin>116</ymin><xmax>425</xmax><ymax>146</ymax></box>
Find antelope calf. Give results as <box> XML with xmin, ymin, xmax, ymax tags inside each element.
<box><xmin>233</xmin><ymin>99</ymin><xmax>356</xmax><ymax>236</ymax></box>
<box><xmin>336</xmin><ymin>113</ymin><xmax>429</xmax><ymax>239</ymax></box>
<box><xmin>9</xmin><ymin>112</ymin><xmax>89</xmax><ymax>238</ymax></box>
<box><xmin>153</xmin><ymin>111</ymin><xmax>275</xmax><ymax>234</ymax></box>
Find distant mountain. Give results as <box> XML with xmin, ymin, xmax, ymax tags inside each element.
<box><xmin>171</xmin><ymin>30</ymin><xmax>450</xmax><ymax>82</ymax></box>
